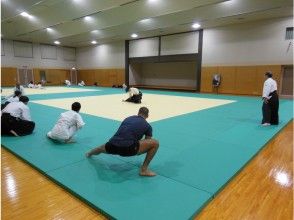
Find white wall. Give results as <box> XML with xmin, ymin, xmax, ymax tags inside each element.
<box><xmin>202</xmin><ymin>17</ymin><xmax>293</xmax><ymax>66</ymax></box>
<box><xmin>76</xmin><ymin>41</ymin><xmax>125</xmax><ymax>69</ymax></box>
<box><xmin>1</xmin><ymin>40</ymin><xmax>76</xmax><ymax>69</ymax></box>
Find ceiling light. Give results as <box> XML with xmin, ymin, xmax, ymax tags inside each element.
<box><xmin>131</xmin><ymin>33</ymin><xmax>138</xmax><ymax>38</ymax></box>
<box><xmin>54</xmin><ymin>41</ymin><xmax>60</xmax><ymax>45</ymax></box>
<box><xmin>91</xmin><ymin>30</ymin><xmax>99</xmax><ymax>33</ymax></box>
<box><xmin>91</xmin><ymin>40</ymin><xmax>97</xmax><ymax>44</ymax></box>
<box><xmin>20</xmin><ymin>12</ymin><xmax>29</xmax><ymax>17</ymax></box>
<box><xmin>84</xmin><ymin>16</ymin><xmax>92</xmax><ymax>21</ymax></box>
<box><xmin>192</xmin><ymin>23</ymin><xmax>201</xmax><ymax>29</ymax></box>
<box><xmin>46</xmin><ymin>28</ymin><xmax>53</xmax><ymax>31</ymax></box>
<box><xmin>72</xmin><ymin>67</ymin><xmax>76</xmax><ymax>70</ymax></box>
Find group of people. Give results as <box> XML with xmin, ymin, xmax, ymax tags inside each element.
<box><xmin>1</xmin><ymin>72</ymin><xmax>279</xmax><ymax>177</ymax></box>
<box><xmin>64</xmin><ymin>80</ymin><xmax>85</xmax><ymax>87</ymax></box>
<box><xmin>28</xmin><ymin>80</ymin><xmax>45</xmax><ymax>89</ymax></box>
<box><xmin>1</xmin><ymin>83</ymin><xmax>157</xmax><ymax>176</ymax></box>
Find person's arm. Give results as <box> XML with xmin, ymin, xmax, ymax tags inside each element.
<box><xmin>144</xmin><ymin>125</ymin><xmax>153</xmax><ymax>139</ymax></box>
<box><xmin>76</xmin><ymin>114</ymin><xmax>85</xmax><ymax>129</ymax></box>
<box><xmin>262</xmin><ymin>81</ymin><xmax>271</xmax><ymax>102</ymax></box>
<box><xmin>21</xmin><ymin>106</ymin><xmax>32</xmax><ymax>121</ymax></box>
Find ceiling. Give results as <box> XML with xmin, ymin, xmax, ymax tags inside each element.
<box><xmin>1</xmin><ymin>0</ymin><xmax>293</xmax><ymax>47</ymax></box>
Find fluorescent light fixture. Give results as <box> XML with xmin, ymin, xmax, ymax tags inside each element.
<box><xmin>46</xmin><ymin>28</ymin><xmax>53</xmax><ymax>31</ymax></box>
<box><xmin>140</xmin><ymin>18</ymin><xmax>151</xmax><ymax>23</ymax></box>
<box><xmin>91</xmin><ymin>40</ymin><xmax>97</xmax><ymax>44</ymax></box>
<box><xmin>91</xmin><ymin>30</ymin><xmax>99</xmax><ymax>33</ymax></box>
<box><xmin>20</xmin><ymin>12</ymin><xmax>29</xmax><ymax>17</ymax></box>
<box><xmin>84</xmin><ymin>16</ymin><xmax>92</xmax><ymax>21</ymax></box>
<box><xmin>192</xmin><ymin>23</ymin><xmax>201</xmax><ymax>29</ymax></box>
<box><xmin>54</xmin><ymin>41</ymin><xmax>60</xmax><ymax>45</ymax></box>
<box><xmin>131</xmin><ymin>33</ymin><xmax>138</xmax><ymax>38</ymax></box>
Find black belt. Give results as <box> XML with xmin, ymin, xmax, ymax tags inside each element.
<box><xmin>269</xmin><ymin>90</ymin><xmax>277</xmax><ymax>96</ymax></box>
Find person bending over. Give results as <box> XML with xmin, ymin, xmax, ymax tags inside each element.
<box><xmin>123</xmin><ymin>86</ymin><xmax>142</xmax><ymax>104</ymax></box>
<box><xmin>1</xmin><ymin>90</ymin><xmax>22</xmax><ymax>110</ymax></box>
<box><xmin>1</xmin><ymin>96</ymin><xmax>35</xmax><ymax>136</ymax></box>
<box><xmin>47</xmin><ymin>102</ymin><xmax>85</xmax><ymax>143</ymax></box>
<box><xmin>86</xmin><ymin>107</ymin><xmax>159</xmax><ymax>177</ymax></box>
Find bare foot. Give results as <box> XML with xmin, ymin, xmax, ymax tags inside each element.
<box><xmin>140</xmin><ymin>169</ymin><xmax>156</xmax><ymax>177</ymax></box>
<box><xmin>10</xmin><ymin>130</ymin><xmax>19</xmax><ymax>137</ymax></box>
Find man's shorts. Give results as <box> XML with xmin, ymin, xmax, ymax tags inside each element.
<box><xmin>105</xmin><ymin>141</ymin><xmax>140</xmax><ymax>157</ymax></box>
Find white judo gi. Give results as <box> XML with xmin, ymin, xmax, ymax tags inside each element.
<box><xmin>47</xmin><ymin>110</ymin><xmax>85</xmax><ymax>142</ymax></box>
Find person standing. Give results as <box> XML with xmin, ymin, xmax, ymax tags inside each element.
<box><xmin>261</xmin><ymin>71</ymin><xmax>279</xmax><ymax>126</ymax></box>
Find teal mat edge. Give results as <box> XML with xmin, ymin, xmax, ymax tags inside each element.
<box><xmin>188</xmin><ymin>118</ymin><xmax>293</xmax><ymax>219</ymax></box>
<box><xmin>1</xmin><ymin>144</ymin><xmax>116</xmax><ymax>220</ymax></box>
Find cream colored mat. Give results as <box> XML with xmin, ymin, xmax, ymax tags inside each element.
<box><xmin>1</xmin><ymin>87</ymin><xmax>98</xmax><ymax>96</ymax></box>
<box><xmin>32</xmin><ymin>94</ymin><xmax>235</xmax><ymax>122</ymax></box>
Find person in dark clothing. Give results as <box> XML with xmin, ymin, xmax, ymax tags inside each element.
<box><xmin>261</xmin><ymin>71</ymin><xmax>279</xmax><ymax>126</ymax></box>
<box><xmin>123</xmin><ymin>86</ymin><xmax>142</xmax><ymax>104</ymax></box>
<box><xmin>86</xmin><ymin>107</ymin><xmax>159</xmax><ymax>177</ymax></box>
<box><xmin>1</xmin><ymin>96</ymin><xmax>35</xmax><ymax>136</ymax></box>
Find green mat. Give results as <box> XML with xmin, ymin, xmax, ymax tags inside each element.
<box><xmin>2</xmin><ymin>87</ymin><xmax>293</xmax><ymax>219</ymax></box>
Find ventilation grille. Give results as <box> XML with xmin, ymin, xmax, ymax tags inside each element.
<box><xmin>285</xmin><ymin>27</ymin><xmax>293</xmax><ymax>40</ymax></box>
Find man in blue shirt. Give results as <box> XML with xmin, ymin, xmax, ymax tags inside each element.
<box><xmin>86</xmin><ymin>107</ymin><xmax>159</xmax><ymax>177</ymax></box>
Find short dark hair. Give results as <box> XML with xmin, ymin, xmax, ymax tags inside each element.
<box><xmin>19</xmin><ymin>96</ymin><xmax>29</xmax><ymax>103</ymax></box>
<box><xmin>14</xmin><ymin>90</ymin><xmax>22</xmax><ymax>97</ymax></box>
<box><xmin>72</xmin><ymin>102</ymin><xmax>81</xmax><ymax>112</ymax></box>
<box><xmin>138</xmin><ymin>107</ymin><xmax>149</xmax><ymax>117</ymax></box>
<box><xmin>265</xmin><ymin>71</ymin><xmax>273</xmax><ymax>78</ymax></box>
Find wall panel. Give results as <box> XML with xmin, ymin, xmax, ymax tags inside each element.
<box><xmin>1</xmin><ymin>67</ymin><xmax>17</xmax><ymax>86</ymax></box>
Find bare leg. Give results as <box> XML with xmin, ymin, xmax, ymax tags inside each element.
<box><xmin>137</xmin><ymin>139</ymin><xmax>159</xmax><ymax>177</ymax></box>
<box><xmin>86</xmin><ymin>144</ymin><xmax>107</xmax><ymax>157</ymax></box>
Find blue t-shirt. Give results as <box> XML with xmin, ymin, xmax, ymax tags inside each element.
<box><xmin>109</xmin><ymin>115</ymin><xmax>152</xmax><ymax>147</ymax></box>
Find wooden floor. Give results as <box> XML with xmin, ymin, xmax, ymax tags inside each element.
<box><xmin>2</xmin><ymin>121</ymin><xmax>293</xmax><ymax>220</ymax></box>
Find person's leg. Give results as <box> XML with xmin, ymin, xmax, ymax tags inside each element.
<box><xmin>86</xmin><ymin>144</ymin><xmax>107</xmax><ymax>157</ymax></box>
<box><xmin>262</xmin><ymin>102</ymin><xmax>271</xmax><ymax>125</ymax></box>
<box><xmin>270</xmin><ymin>95</ymin><xmax>279</xmax><ymax>125</ymax></box>
<box><xmin>137</xmin><ymin>139</ymin><xmax>159</xmax><ymax>177</ymax></box>
<box><xmin>14</xmin><ymin>120</ymin><xmax>35</xmax><ymax>136</ymax></box>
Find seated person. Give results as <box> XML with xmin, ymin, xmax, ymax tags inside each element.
<box><xmin>212</xmin><ymin>74</ymin><xmax>221</xmax><ymax>87</ymax></box>
<box><xmin>1</xmin><ymin>96</ymin><xmax>35</xmax><ymax>136</ymax></box>
<box><xmin>78</xmin><ymin>81</ymin><xmax>85</xmax><ymax>86</ymax></box>
<box><xmin>47</xmin><ymin>102</ymin><xmax>85</xmax><ymax>143</ymax></box>
<box><xmin>123</xmin><ymin>86</ymin><xmax>142</xmax><ymax>104</ymax></box>
<box><xmin>1</xmin><ymin>91</ymin><xmax>22</xmax><ymax>110</ymax></box>
<box><xmin>28</xmin><ymin>81</ymin><xmax>35</xmax><ymax>88</ymax></box>
<box><xmin>65</xmin><ymin>80</ymin><xmax>71</xmax><ymax>86</ymax></box>
<box><xmin>93</xmin><ymin>82</ymin><xmax>98</xmax><ymax>86</ymax></box>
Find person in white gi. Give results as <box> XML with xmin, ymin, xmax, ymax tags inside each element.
<box><xmin>13</xmin><ymin>83</ymin><xmax>25</xmax><ymax>94</ymax></box>
<box><xmin>28</xmin><ymin>81</ymin><xmax>35</xmax><ymax>88</ymax></box>
<box><xmin>1</xmin><ymin>96</ymin><xmax>35</xmax><ymax>136</ymax></box>
<box><xmin>1</xmin><ymin>90</ymin><xmax>22</xmax><ymax>110</ymax></box>
<box><xmin>262</xmin><ymin>71</ymin><xmax>279</xmax><ymax>126</ymax></box>
<box><xmin>47</xmin><ymin>102</ymin><xmax>85</xmax><ymax>143</ymax></box>
<box><xmin>122</xmin><ymin>86</ymin><xmax>142</xmax><ymax>104</ymax></box>
<box><xmin>65</xmin><ymin>80</ymin><xmax>71</xmax><ymax>86</ymax></box>
<box><xmin>78</xmin><ymin>81</ymin><xmax>85</xmax><ymax>86</ymax></box>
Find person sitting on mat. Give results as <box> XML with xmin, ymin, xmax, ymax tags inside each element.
<box><xmin>122</xmin><ymin>86</ymin><xmax>142</xmax><ymax>104</ymax></box>
<box><xmin>47</xmin><ymin>102</ymin><xmax>85</xmax><ymax>143</ymax></box>
<box><xmin>78</xmin><ymin>80</ymin><xmax>85</xmax><ymax>86</ymax></box>
<box><xmin>1</xmin><ymin>96</ymin><xmax>35</xmax><ymax>136</ymax></box>
<box><xmin>65</xmin><ymin>79</ymin><xmax>71</xmax><ymax>86</ymax></box>
<box><xmin>1</xmin><ymin>90</ymin><xmax>22</xmax><ymax>110</ymax></box>
<box><xmin>86</xmin><ymin>107</ymin><xmax>159</xmax><ymax>177</ymax></box>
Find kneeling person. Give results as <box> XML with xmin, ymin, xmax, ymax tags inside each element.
<box><xmin>86</xmin><ymin>107</ymin><xmax>159</xmax><ymax>177</ymax></box>
<box><xmin>1</xmin><ymin>96</ymin><xmax>35</xmax><ymax>136</ymax></box>
<box><xmin>47</xmin><ymin>102</ymin><xmax>85</xmax><ymax>143</ymax></box>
